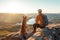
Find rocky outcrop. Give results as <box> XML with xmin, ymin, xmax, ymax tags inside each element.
<box><xmin>1</xmin><ymin>24</ymin><xmax>60</xmax><ymax>40</ymax></box>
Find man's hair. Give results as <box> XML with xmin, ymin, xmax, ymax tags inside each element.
<box><xmin>38</xmin><ymin>9</ymin><xmax>42</xmax><ymax>12</ymax></box>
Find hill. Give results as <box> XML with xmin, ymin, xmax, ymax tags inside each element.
<box><xmin>0</xmin><ymin>24</ymin><xmax>60</xmax><ymax>40</ymax></box>
<box><xmin>25</xmin><ymin>13</ymin><xmax>60</xmax><ymax>23</ymax></box>
<box><xmin>0</xmin><ymin>13</ymin><xmax>25</xmax><ymax>24</ymax></box>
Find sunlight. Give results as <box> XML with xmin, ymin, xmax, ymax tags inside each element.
<box><xmin>1</xmin><ymin>1</ymin><xmax>30</xmax><ymax>14</ymax></box>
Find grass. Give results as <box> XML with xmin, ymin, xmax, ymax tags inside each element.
<box><xmin>0</xmin><ymin>25</ymin><xmax>33</xmax><ymax>37</ymax></box>
<box><xmin>0</xmin><ymin>25</ymin><xmax>20</xmax><ymax>38</ymax></box>
<box><xmin>0</xmin><ymin>30</ymin><xmax>11</xmax><ymax>37</ymax></box>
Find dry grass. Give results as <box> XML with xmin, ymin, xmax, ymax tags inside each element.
<box><xmin>0</xmin><ymin>30</ymin><xmax>11</xmax><ymax>38</ymax></box>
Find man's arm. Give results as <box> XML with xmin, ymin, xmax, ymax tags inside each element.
<box><xmin>35</xmin><ymin>16</ymin><xmax>39</xmax><ymax>24</ymax></box>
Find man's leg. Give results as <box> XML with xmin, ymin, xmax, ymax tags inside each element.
<box><xmin>33</xmin><ymin>24</ymin><xmax>37</xmax><ymax>33</ymax></box>
<box><xmin>33</xmin><ymin>24</ymin><xmax>40</xmax><ymax>33</ymax></box>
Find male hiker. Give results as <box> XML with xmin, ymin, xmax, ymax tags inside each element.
<box><xmin>28</xmin><ymin>9</ymin><xmax>49</xmax><ymax>40</ymax></box>
<box><xmin>33</xmin><ymin>9</ymin><xmax>48</xmax><ymax>33</ymax></box>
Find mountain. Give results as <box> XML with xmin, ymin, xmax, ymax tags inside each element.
<box><xmin>1</xmin><ymin>24</ymin><xmax>60</xmax><ymax>40</ymax></box>
<box><xmin>25</xmin><ymin>13</ymin><xmax>60</xmax><ymax>23</ymax></box>
<box><xmin>0</xmin><ymin>13</ymin><xmax>25</xmax><ymax>24</ymax></box>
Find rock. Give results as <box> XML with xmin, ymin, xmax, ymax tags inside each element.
<box><xmin>1</xmin><ymin>24</ymin><xmax>60</xmax><ymax>40</ymax></box>
<box><xmin>2</xmin><ymin>31</ymin><xmax>33</xmax><ymax>40</ymax></box>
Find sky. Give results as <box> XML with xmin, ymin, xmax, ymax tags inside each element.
<box><xmin>0</xmin><ymin>0</ymin><xmax>60</xmax><ymax>13</ymax></box>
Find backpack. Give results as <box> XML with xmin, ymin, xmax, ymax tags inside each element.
<box><xmin>42</xmin><ymin>14</ymin><xmax>48</xmax><ymax>26</ymax></box>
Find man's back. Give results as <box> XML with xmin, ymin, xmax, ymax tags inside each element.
<box><xmin>36</xmin><ymin>14</ymin><xmax>48</xmax><ymax>27</ymax></box>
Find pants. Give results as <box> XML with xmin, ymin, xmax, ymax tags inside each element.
<box><xmin>33</xmin><ymin>24</ymin><xmax>45</xmax><ymax>32</ymax></box>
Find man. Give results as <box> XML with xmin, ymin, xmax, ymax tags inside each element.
<box><xmin>33</xmin><ymin>9</ymin><xmax>48</xmax><ymax>33</ymax></box>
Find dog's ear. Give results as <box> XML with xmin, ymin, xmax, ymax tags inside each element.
<box><xmin>24</xmin><ymin>16</ymin><xmax>27</xmax><ymax>19</ymax></box>
<box><xmin>23</xmin><ymin>16</ymin><xmax>25</xmax><ymax>18</ymax></box>
<box><xmin>23</xmin><ymin>16</ymin><xmax>27</xmax><ymax>19</ymax></box>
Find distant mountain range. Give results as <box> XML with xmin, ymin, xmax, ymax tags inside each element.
<box><xmin>0</xmin><ymin>13</ymin><xmax>24</xmax><ymax>24</ymax></box>
<box><xmin>0</xmin><ymin>13</ymin><xmax>60</xmax><ymax>24</ymax></box>
<box><xmin>26</xmin><ymin>13</ymin><xmax>60</xmax><ymax>23</ymax></box>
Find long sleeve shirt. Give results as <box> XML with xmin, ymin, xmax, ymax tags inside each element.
<box><xmin>35</xmin><ymin>14</ymin><xmax>48</xmax><ymax>27</ymax></box>
<box><xmin>35</xmin><ymin>14</ymin><xmax>43</xmax><ymax>26</ymax></box>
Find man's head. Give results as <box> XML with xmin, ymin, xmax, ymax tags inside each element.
<box><xmin>38</xmin><ymin>9</ymin><xmax>42</xmax><ymax>14</ymax></box>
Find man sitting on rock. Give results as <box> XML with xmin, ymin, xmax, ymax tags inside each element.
<box><xmin>33</xmin><ymin>9</ymin><xmax>48</xmax><ymax>33</ymax></box>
